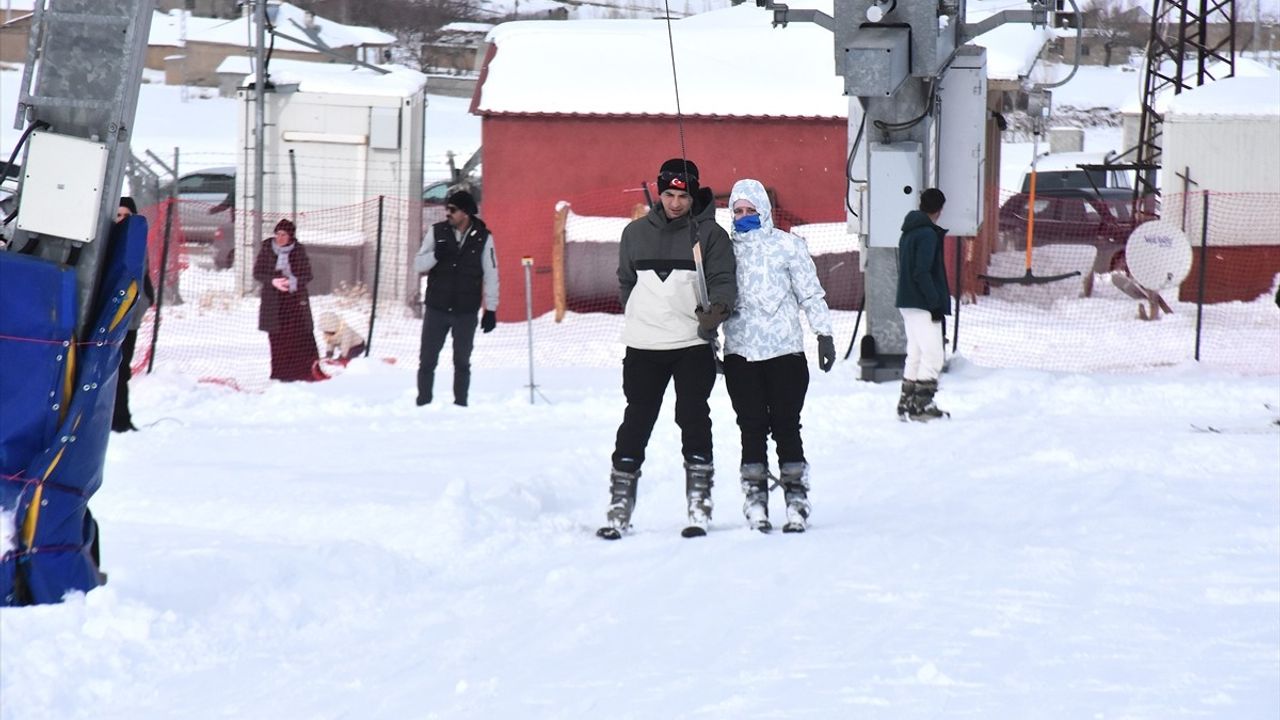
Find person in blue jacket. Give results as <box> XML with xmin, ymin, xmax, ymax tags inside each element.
<box><xmin>895</xmin><ymin>188</ymin><xmax>951</xmax><ymax>421</ymax></box>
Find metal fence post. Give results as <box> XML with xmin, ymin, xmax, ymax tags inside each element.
<box><xmin>288</xmin><ymin>148</ymin><xmax>297</xmax><ymax>222</ymax></box>
<box><xmin>366</xmin><ymin>196</ymin><xmax>384</xmax><ymax>356</ymax></box>
<box><xmin>952</xmin><ymin>235</ymin><xmax>963</xmax><ymax>354</ymax></box>
<box><xmin>1194</xmin><ymin>190</ymin><xmax>1209</xmax><ymax>361</ymax></box>
<box><xmin>523</xmin><ymin>256</ymin><xmax>537</xmax><ymax>404</ymax></box>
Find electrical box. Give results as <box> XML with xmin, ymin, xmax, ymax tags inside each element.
<box><xmin>16</xmin><ymin>131</ymin><xmax>109</xmax><ymax>243</ymax></box>
<box><xmin>868</xmin><ymin>141</ymin><xmax>922</xmax><ymax>248</ymax></box>
<box><xmin>936</xmin><ymin>45</ymin><xmax>987</xmax><ymax>236</ymax></box>
<box><xmin>843</xmin><ymin>27</ymin><xmax>910</xmax><ymax>98</ymax></box>
<box><xmin>369</xmin><ymin>107</ymin><xmax>401</xmax><ymax>150</ymax></box>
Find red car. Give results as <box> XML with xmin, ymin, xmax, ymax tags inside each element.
<box><xmin>997</xmin><ymin>187</ymin><xmax>1137</xmax><ymax>274</ymax></box>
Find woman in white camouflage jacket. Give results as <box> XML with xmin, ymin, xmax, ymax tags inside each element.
<box><xmin>721</xmin><ymin>178</ymin><xmax>836</xmax><ymax>533</ymax></box>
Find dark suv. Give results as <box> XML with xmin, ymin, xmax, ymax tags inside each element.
<box><xmin>997</xmin><ymin>187</ymin><xmax>1136</xmax><ymax>274</ymax></box>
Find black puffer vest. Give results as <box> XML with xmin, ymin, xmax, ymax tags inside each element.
<box><xmin>425</xmin><ymin>217</ymin><xmax>489</xmax><ymax>313</ymax></box>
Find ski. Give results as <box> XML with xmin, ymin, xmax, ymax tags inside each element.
<box><xmin>751</xmin><ymin>520</ymin><xmax>773</xmax><ymax>533</ymax></box>
<box><xmin>782</xmin><ymin>521</ymin><xmax>806</xmax><ymax>534</ymax></box>
<box><xmin>1191</xmin><ymin>423</ymin><xmax>1279</xmax><ymax>435</ymax></box>
<box><xmin>596</xmin><ymin>526</ymin><xmax>623</xmax><ymax>540</ymax></box>
<box><xmin>681</xmin><ymin>524</ymin><xmax>707</xmax><ymax>538</ymax></box>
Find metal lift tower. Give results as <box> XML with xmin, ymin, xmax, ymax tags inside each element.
<box><xmin>761</xmin><ymin>0</ymin><xmax>1049</xmax><ymax>380</ymax></box>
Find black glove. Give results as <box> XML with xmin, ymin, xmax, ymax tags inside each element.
<box><xmin>695</xmin><ymin>302</ymin><xmax>729</xmax><ymax>333</ymax></box>
<box><xmin>481</xmin><ymin>309</ymin><xmax>496</xmax><ymax>333</ymax></box>
<box><xmin>434</xmin><ymin>237</ymin><xmax>457</xmax><ymax>261</ymax></box>
<box><xmin>817</xmin><ymin>335</ymin><xmax>835</xmax><ymax>373</ymax></box>
<box><xmin>930</xmin><ymin>307</ymin><xmax>945</xmax><ymax>323</ymax></box>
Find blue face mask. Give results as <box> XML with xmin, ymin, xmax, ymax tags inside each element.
<box><xmin>733</xmin><ymin>214</ymin><xmax>762</xmax><ymax>233</ymax></box>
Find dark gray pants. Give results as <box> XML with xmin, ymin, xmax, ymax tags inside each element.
<box><xmin>418</xmin><ymin>306</ymin><xmax>478</xmax><ymax>404</ymax></box>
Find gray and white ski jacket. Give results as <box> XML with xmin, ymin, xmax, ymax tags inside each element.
<box><xmin>722</xmin><ymin>179</ymin><xmax>833</xmax><ymax>362</ymax></box>
<box><xmin>618</xmin><ymin>190</ymin><xmax>736</xmax><ymax>350</ymax></box>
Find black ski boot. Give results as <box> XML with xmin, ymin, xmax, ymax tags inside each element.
<box><xmin>779</xmin><ymin>461</ymin><xmax>811</xmax><ymax>533</ymax></box>
<box><xmin>740</xmin><ymin>462</ymin><xmax>772</xmax><ymax>532</ymax></box>
<box><xmin>682</xmin><ymin>461</ymin><xmax>715</xmax><ymax>537</ymax></box>
<box><xmin>596</xmin><ymin>467</ymin><xmax>640</xmax><ymax>540</ymax></box>
<box><xmin>896</xmin><ymin>379</ymin><xmax>917</xmax><ymax>421</ymax></box>
<box><xmin>908</xmin><ymin>379</ymin><xmax>950</xmax><ymax>422</ymax></box>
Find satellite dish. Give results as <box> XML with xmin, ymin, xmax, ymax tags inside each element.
<box><xmin>1125</xmin><ymin>220</ymin><xmax>1192</xmax><ymax>291</ymax></box>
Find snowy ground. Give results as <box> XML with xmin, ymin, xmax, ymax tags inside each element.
<box><xmin>1</xmin><ymin>354</ymin><xmax>1278</xmax><ymax>719</ymax></box>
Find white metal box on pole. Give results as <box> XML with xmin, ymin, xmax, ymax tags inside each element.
<box><xmin>868</xmin><ymin>141</ymin><xmax>922</xmax><ymax>248</ymax></box>
<box><xmin>16</xmin><ymin>132</ymin><xmax>109</xmax><ymax>244</ymax></box>
<box><xmin>936</xmin><ymin>45</ymin><xmax>987</xmax><ymax>236</ymax></box>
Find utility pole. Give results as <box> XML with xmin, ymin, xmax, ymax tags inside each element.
<box><xmin>253</xmin><ymin>0</ymin><xmax>268</xmax><ymax>253</ymax></box>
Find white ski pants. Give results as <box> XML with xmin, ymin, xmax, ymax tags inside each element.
<box><xmin>900</xmin><ymin>308</ymin><xmax>944</xmax><ymax>382</ymax></box>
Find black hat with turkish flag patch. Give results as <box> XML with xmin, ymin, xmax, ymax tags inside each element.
<box><xmin>657</xmin><ymin>158</ymin><xmax>699</xmax><ymax>196</ymax></box>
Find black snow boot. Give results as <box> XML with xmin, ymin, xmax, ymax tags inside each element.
<box><xmin>684</xmin><ymin>461</ymin><xmax>715</xmax><ymax>533</ymax></box>
<box><xmin>779</xmin><ymin>461</ymin><xmax>811</xmax><ymax>533</ymax></box>
<box><xmin>896</xmin><ymin>379</ymin><xmax>918</xmax><ymax>421</ymax></box>
<box><xmin>740</xmin><ymin>462</ymin><xmax>771</xmax><ymax>531</ymax></box>
<box><xmin>908</xmin><ymin>379</ymin><xmax>949</xmax><ymax>422</ymax></box>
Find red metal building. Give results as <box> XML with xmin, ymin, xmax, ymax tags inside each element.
<box><xmin>468</xmin><ymin>6</ymin><xmax>850</xmax><ymax>319</ymax></box>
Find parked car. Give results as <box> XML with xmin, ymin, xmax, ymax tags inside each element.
<box><xmin>997</xmin><ymin>187</ymin><xmax>1137</xmax><ymax>274</ymax></box>
<box><xmin>1020</xmin><ymin>151</ymin><xmax>1133</xmax><ymax>194</ymax></box>
<box><xmin>160</xmin><ymin>166</ymin><xmax>235</xmax><ymax>268</ymax></box>
<box><xmin>422</xmin><ymin>177</ymin><xmax>481</xmax><ymax>228</ymax></box>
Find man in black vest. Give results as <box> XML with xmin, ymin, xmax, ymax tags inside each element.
<box><xmin>414</xmin><ymin>190</ymin><xmax>499</xmax><ymax>407</ymax></box>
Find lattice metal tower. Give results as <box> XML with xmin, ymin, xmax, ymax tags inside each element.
<box><xmin>1135</xmin><ymin>0</ymin><xmax>1237</xmax><ymax>205</ymax></box>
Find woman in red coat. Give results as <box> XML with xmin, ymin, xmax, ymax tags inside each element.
<box><xmin>253</xmin><ymin>219</ymin><xmax>320</xmax><ymax>381</ymax></box>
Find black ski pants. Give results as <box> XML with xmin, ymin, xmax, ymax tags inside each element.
<box><xmin>722</xmin><ymin>352</ymin><xmax>809</xmax><ymax>466</ymax></box>
<box><xmin>418</xmin><ymin>306</ymin><xmax>478</xmax><ymax>404</ymax></box>
<box><xmin>112</xmin><ymin>329</ymin><xmax>138</xmax><ymax>430</ymax></box>
<box><xmin>611</xmin><ymin>344</ymin><xmax>717</xmax><ymax>473</ymax></box>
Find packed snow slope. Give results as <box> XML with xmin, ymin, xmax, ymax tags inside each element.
<box><xmin>1</xmin><ymin>359</ymin><xmax>1277</xmax><ymax>719</ymax></box>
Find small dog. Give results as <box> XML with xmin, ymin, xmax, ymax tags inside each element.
<box><xmin>317</xmin><ymin>311</ymin><xmax>366</xmax><ymax>363</ymax></box>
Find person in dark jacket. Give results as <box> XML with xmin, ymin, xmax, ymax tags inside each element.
<box><xmin>414</xmin><ymin>190</ymin><xmax>499</xmax><ymax>407</ymax></box>
<box><xmin>112</xmin><ymin>197</ymin><xmax>155</xmax><ymax>432</ymax></box>
<box><xmin>895</xmin><ymin>188</ymin><xmax>951</xmax><ymax>421</ymax></box>
<box><xmin>253</xmin><ymin>218</ymin><xmax>320</xmax><ymax>382</ymax></box>
<box><xmin>598</xmin><ymin>158</ymin><xmax>737</xmax><ymax>538</ymax></box>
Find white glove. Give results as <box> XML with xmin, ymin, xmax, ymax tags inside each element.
<box><xmin>271</xmin><ymin>277</ymin><xmax>290</xmax><ymax>292</ymax></box>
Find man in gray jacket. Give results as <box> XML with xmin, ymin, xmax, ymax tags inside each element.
<box><xmin>598</xmin><ymin>158</ymin><xmax>736</xmax><ymax>539</ymax></box>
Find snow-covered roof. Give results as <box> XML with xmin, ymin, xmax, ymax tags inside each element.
<box><xmin>964</xmin><ymin>0</ymin><xmax>1055</xmax><ymax>82</ymax></box>
<box><xmin>218</xmin><ymin>56</ymin><xmax>427</xmax><ymax>98</ymax></box>
<box><xmin>1166</xmin><ymin>75</ymin><xmax>1280</xmax><ymax>118</ymax></box>
<box><xmin>187</xmin><ymin>2</ymin><xmax>394</xmax><ymax>53</ymax></box>
<box><xmin>476</xmin><ymin>2</ymin><xmax>846</xmax><ymax>119</ymax></box>
<box><xmin>148</xmin><ymin>10</ymin><xmax>228</xmax><ymax>47</ymax></box>
<box><xmin>441</xmin><ymin>22</ymin><xmax>496</xmax><ymax>34</ymax></box>
<box><xmin>1120</xmin><ymin>57</ymin><xmax>1280</xmax><ymax>114</ymax></box>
